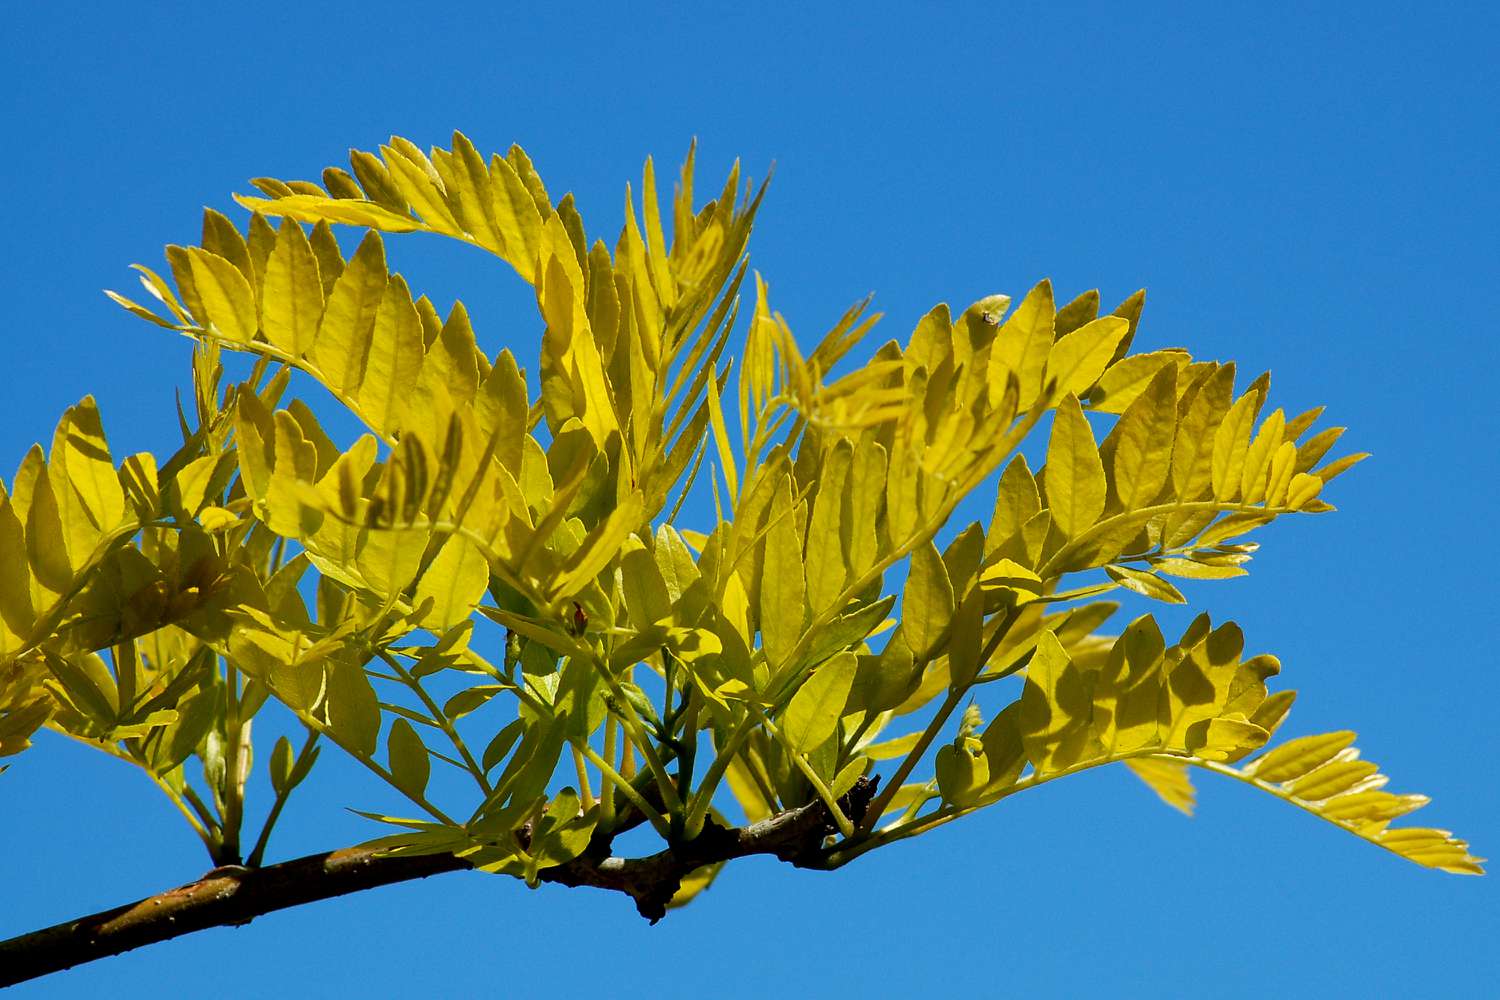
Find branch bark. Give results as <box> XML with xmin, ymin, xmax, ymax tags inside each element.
<box><xmin>0</xmin><ymin>777</ymin><xmax>878</xmax><ymax>986</ymax></box>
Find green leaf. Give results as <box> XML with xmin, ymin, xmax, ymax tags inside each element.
<box><xmin>1045</xmin><ymin>393</ymin><xmax>1106</xmax><ymax>537</ymax></box>
<box><xmin>387</xmin><ymin>718</ymin><xmax>430</xmax><ymax>799</ymax></box>
<box><xmin>233</xmin><ymin>630</ymin><xmax>324</xmax><ymax>712</ymax></box>
<box><xmin>325</xmin><ymin>657</ymin><xmax>381</xmax><ymax>757</ymax></box>
<box><xmin>524</xmin><ymin>788</ymin><xmax>597</xmax><ymax>882</ymax></box>
<box><xmin>935</xmin><ymin>741</ymin><xmax>989</xmax><ymax>807</ymax></box>
<box><xmin>270</xmin><ymin>735</ymin><xmax>296</xmax><ymax>796</ymax></box>
<box><xmin>160</xmin><ymin>687</ymin><xmax>218</xmax><ymax>772</ymax></box>
<box><xmin>780</xmin><ymin>651</ymin><xmax>857</xmax><ymax>754</ymax></box>
<box><xmin>481</xmin><ymin>719</ymin><xmax>525</xmax><ymax>773</ymax></box>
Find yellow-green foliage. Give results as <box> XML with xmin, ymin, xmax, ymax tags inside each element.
<box><xmin>4</xmin><ymin>132</ymin><xmax>1476</xmax><ymax>886</ymax></box>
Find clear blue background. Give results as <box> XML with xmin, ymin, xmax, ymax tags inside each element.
<box><xmin>3</xmin><ymin>2</ymin><xmax>1496</xmax><ymax>996</ymax></box>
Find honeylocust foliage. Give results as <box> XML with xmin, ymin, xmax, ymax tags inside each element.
<box><xmin>2</xmin><ymin>135</ymin><xmax>1480</xmax><ymax>916</ymax></box>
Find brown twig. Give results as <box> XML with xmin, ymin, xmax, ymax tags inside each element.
<box><xmin>0</xmin><ymin>777</ymin><xmax>880</xmax><ymax>986</ymax></box>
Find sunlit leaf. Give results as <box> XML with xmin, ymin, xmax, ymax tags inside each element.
<box><xmin>780</xmin><ymin>651</ymin><xmax>857</xmax><ymax>754</ymax></box>
<box><xmin>1045</xmin><ymin>394</ymin><xmax>1106</xmax><ymax>538</ymax></box>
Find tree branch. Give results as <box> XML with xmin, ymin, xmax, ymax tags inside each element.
<box><xmin>0</xmin><ymin>777</ymin><xmax>879</xmax><ymax>986</ymax></box>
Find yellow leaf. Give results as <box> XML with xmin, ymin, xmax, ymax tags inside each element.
<box><xmin>989</xmin><ymin>279</ymin><xmax>1054</xmax><ymax>409</ymax></box>
<box><xmin>265</xmin><ymin>409</ymin><xmax>318</xmax><ymax>538</ymax></box>
<box><xmin>1044</xmin><ymin>315</ymin><xmax>1129</xmax><ymax>398</ymax></box>
<box><xmin>640</xmin><ymin>157</ymin><xmax>678</xmax><ymax>311</ymax></box>
<box><xmin>1228</xmin><ymin>731</ymin><xmax>1484</xmax><ymax>875</ymax></box>
<box><xmin>448</xmin><ymin>131</ymin><xmax>505</xmax><ymax>253</ymax></box>
<box><xmin>1287</xmin><ymin>757</ymin><xmax>1379</xmax><ymax>801</ymax></box>
<box><xmin>0</xmin><ymin>500</ymin><xmax>35</xmax><ymax>652</ymax></box>
<box><xmin>620</xmin><ymin>540</ymin><xmax>673</xmax><ymax>627</ymax></box>
<box><xmin>1109</xmin><ymin>364</ymin><xmax>1177</xmax><ymax>511</ymax></box>
<box><xmin>187</xmin><ymin>248</ymin><xmax>256</xmax><ymax>343</ymax></box>
<box><xmin>414</xmin><ymin>536</ymin><xmax>489</xmax><ymax>630</ymax></box>
<box><xmin>946</xmin><ymin>587</ymin><xmax>985</xmax><ymax>688</ymax></box>
<box><xmin>884</xmin><ymin>447</ymin><xmax>921</xmax><ymax>544</ymax></box>
<box><xmin>1245</xmin><ymin>730</ymin><xmax>1357</xmax><ymax>783</ymax></box>
<box><xmin>987</xmin><ymin>455</ymin><xmax>1041</xmax><ymax>553</ymax></box>
<box><xmin>758</xmin><ymin>475</ymin><xmax>805</xmax><ymax>667</ymax></box>
<box><xmin>846</xmin><ymin>438</ymin><xmax>887</xmax><ymax>577</ymax></box>
<box><xmin>313</xmin><ymin>232</ymin><xmax>387</xmax><ymax>399</ymax></box>
<box><xmin>261</xmin><ymin>217</ymin><xmax>324</xmax><ymax>358</ymax></box>
<box><xmin>354</xmin><ymin>525</ymin><xmax>427</xmax><ymax>601</ymax></box>
<box><xmin>1170</xmin><ymin>364</ymin><xmax>1234</xmax><ymax>501</ymax></box>
<box><xmin>1314</xmin><ymin>451</ymin><xmax>1369</xmax><ymax>484</ymax></box>
<box><xmin>1088</xmin><ymin>350</ymin><xmax>1190</xmax><ymax>414</ymax></box>
<box><xmin>1125</xmin><ymin>758</ymin><xmax>1196</xmax><ymax>815</ymax></box>
<box><xmin>1044</xmin><ymin>394</ymin><xmax>1106</xmax><ymax>537</ymax></box>
<box><xmin>1105</xmin><ymin>564</ymin><xmax>1186</xmax><ymax>604</ymax></box>
<box><xmin>804</xmin><ymin>441</ymin><xmax>851</xmax><ymax>616</ymax></box>
<box><xmin>780</xmin><ymin>651</ymin><xmax>857</xmax><ymax>754</ymax></box>
<box><xmin>1240</xmin><ymin>408</ymin><xmax>1286</xmax><ymax>504</ymax></box>
<box><xmin>487</xmin><ymin>152</ymin><xmax>544</xmax><ymax>282</ymax></box>
<box><xmin>706</xmin><ymin>373</ymin><xmax>739</xmax><ymax>505</ymax></box>
<box><xmin>236</xmin><ymin>193</ymin><xmax>421</xmax><ymax>232</ymax></box>
<box><xmin>325</xmin><ymin>656</ymin><xmax>381</xmax><ymax>757</ymax></box>
<box><xmin>1286</xmin><ymin>472</ymin><xmax>1323</xmax><ymax>509</ymax></box>
<box><xmin>902</xmin><ymin>540</ymin><xmax>953</xmax><ymax>661</ymax></box>
<box><xmin>198</xmin><ymin>506</ymin><xmax>240</xmax><ymax>532</ymax></box>
<box><xmin>1211</xmin><ymin>391</ymin><xmax>1259</xmax><ymax>500</ymax></box>
<box><xmin>1054</xmin><ymin>288</ymin><xmax>1100</xmax><ymax>337</ymax></box>
<box><xmin>53</xmin><ymin>397</ymin><xmax>125</xmax><ymax>534</ymax></box>
<box><xmin>387</xmin><ymin>718</ymin><xmax>430</xmax><ymax>799</ymax></box>
<box><xmin>551</xmin><ymin>492</ymin><xmax>644</xmax><ymax>600</ymax></box>
<box><xmin>1265</xmin><ymin>440</ymin><xmax>1298</xmax><ymax>508</ymax></box>
<box><xmin>358</xmin><ymin>275</ymin><xmax>425</xmax><ymax>434</ymax></box>
<box><xmin>380</xmin><ymin>142</ymin><xmax>460</xmax><ymax>235</ymax></box>
<box><xmin>1092</xmin><ymin>614</ymin><xmax>1165</xmax><ymax>753</ymax></box>
<box><xmin>1019</xmin><ymin>630</ymin><xmax>1099</xmax><ymax>773</ymax></box>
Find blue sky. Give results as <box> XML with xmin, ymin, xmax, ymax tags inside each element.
<box><xmin>3</xmin><ymin>2</ymin><xmax>1497</xmax><ymax>996</ymax></box>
